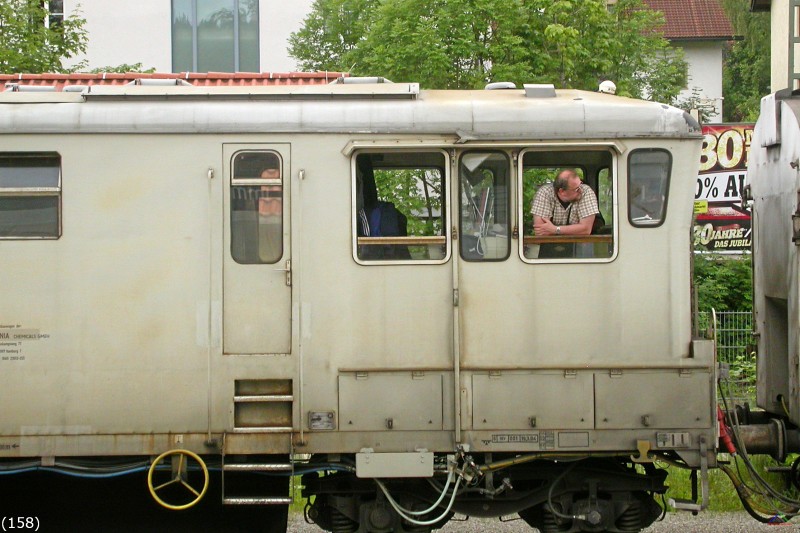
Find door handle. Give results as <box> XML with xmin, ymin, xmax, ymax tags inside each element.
<box><xmin>273</xmin><ymin>259</ymin><xmax>291</xmax><ymax>286</ymax></box>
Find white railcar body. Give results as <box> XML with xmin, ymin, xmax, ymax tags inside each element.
<box><xmin>0</xmin><ymin>83</ymin><xmax>712</xmax><ymax>532</ymax></box>
<box><xmin>750</xmin><ymin>92</ymin><xmax>800</xmax><ymax>423</ymax></box>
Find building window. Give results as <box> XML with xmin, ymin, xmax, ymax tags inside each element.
<box><xmin>44</xmin><ymin>0</ymin><xmax>64</xmax><ymax>28</ymax></box>
<box><xmin>354</xmin><ymin>151</ymin><xmax>448</xmax><ymax>263</ymax></box>
<box><xmin>0</xmin><ymin>153</ymin><xmax>61</xmax><ymax>239</ymax></box>
<box><xmin>230</xmin><ymin>151</ymin><xmax>283</xmax><ymax>264</ymax></box>
<box><xmin>172</xmin><ymin>0</ymin><xmax>259</xmax><ymax>73</ymax></box>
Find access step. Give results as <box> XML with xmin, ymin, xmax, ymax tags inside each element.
<box><xmin>223</xmin><ymin>497</ymin><xmax>293</xmax><ymax>506</ymax></box>
<box><xmin>223</xmin><ymin>463</ymin><xmax>293</xmax><ymax>472</ymax></box>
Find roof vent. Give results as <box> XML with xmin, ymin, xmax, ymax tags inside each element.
<box><xmin>485</xmin><ymin>82</ymin><xmax>517</xmax><ymax>90</ymax></box>
<box><xmin>329</xmin><ymin>76</ymin><xmax>393</xmax><ymax>84</ymax></box>
<box><xmin>4</xmin><ymin>83</ymin><xmax>57</xmax><ymax>92</ymax></box>
<box><xmin>125</xmin><ymin>78</ymin><xmax>191</xmax><ymax>86</ymax></box>
<box><xmin>523</xmin><ymin>84</ymin><xmax>556</xmax><ymax>98</ymax></box>
<box><xmin>63</xmin><ymin>85</ymin><xmax>88</xmax><ymax>93</ymax></box>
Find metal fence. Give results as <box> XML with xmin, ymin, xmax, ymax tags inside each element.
<box><xmin>697</xmin><ymin>311</ymin><xmax>756</xmax><ymax>406</ymax></box>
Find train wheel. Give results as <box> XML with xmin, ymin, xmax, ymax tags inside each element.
<box><xmin>147</xmin><ymin>449</ymin><xmax>210</xmax><ymax>510</ymax></box>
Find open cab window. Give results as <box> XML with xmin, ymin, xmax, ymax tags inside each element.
<box><xmin>521</xmin><ymin>149</ymin><xmax>614</xmax><ymax>261</ymax></box>
<box><xmin>353</xmin><ymin>151</ymin><xmax>449</xmax><ymax>264</ymax></box>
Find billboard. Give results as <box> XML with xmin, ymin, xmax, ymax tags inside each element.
<box><xmin>693</xmin><ymin>124</ymin><xmax>753</xmax><ymax>252</ymax></box>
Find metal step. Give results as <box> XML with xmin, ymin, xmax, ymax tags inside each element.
<box><xmin>668</xmin><ymin>498</ymin><xmax>702</xmax><ymax>512</ymax></box>
<box><xmin>223</xmin><ymin>463</ymin><xmax>293</xmax><ymax>472</ymax></box>
<box><xmin>223</xmin><ymin>497</ymin><xmax>292</xmax><ymax>506</ymax></box>
<box><xmin>234</xmin><ymin>394</ymin><xmax>294</xmax><ymax>403</ymax></box>
<box><xmin>231</xmin><ymin>426</ymin><xmax>293</xmax><ymax>433</ymax></box>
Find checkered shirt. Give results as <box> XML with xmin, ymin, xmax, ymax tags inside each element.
<box><xmin>530</xmin><ymin>183</ymin><xmax>599</xmax><ymax>226</ymax></box>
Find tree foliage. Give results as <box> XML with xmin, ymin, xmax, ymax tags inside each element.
<box><xmin>720</xmin><ymin>0</ymin><xmax>770</xmax><ymax>122</ymax></box>
<box><xmin>288</xmin><ymin>0</ymin><xmax>381</xmax><ymax>72</ymax></box>
<box><xmin>89</xmin><ymin>63</ymin><xmax>156</xmax><ymax>74</ymax></box>
<box><xmin>0</xmin><ymin>0</ymin><xmax>87</xmax><ymax>73</ymax></box>
<box><xmin>289</xmin><ymin>0</ymin><xmax>687</xmax><ymax>100</ymax></box>
<box><xmin>694</xmin><ymin>254</ymin><xmax>752</xmax><ymax>312</ymax></box>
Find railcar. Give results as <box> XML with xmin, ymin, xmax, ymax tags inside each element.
<box><xmin>0</xmin><ymin>80</ymin><xmax>716</xmax><ymax>532</ymax></box>
<box><xmin>749</xmin><ymin>90</ymin><xmax>800</xmax><ymax>449</ymax></box>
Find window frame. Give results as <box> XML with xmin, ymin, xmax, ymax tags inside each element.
<box><xmin>229</xmin><ymin>150</ymin><xmax>284</xmax><ymax>265</ymax></box>
<box><xmin>351</xmin><ymin>149</ymin><xmax>451</xmax><ymax>266</ymax></box>
<box><xmin>518</xmin><ymin>146</ymin><xmax>618</xmax><ymax>264</ymax></box>
<box><xmin>457</xmin><ymin>150</ymin><xmax>513</xmax><ymax>262</ymax></box>
<box><xmin>0</xmin><ymin>152</ymin><xmax>62</xmax><ymax>240</ymax></box>
<box><xmin>45</xmin><ymin>0</ymin><xmax>64</xmax><ymax>29</ymax></box>
<box><xmin>171</xmin><ymin>0</ymin><xmax>260</xmax><ymax>73</ymax></box>
<box><xmin>627</xmin><ymin>148</ymin><xmax>672</xmax><ymax>228</ymax></box>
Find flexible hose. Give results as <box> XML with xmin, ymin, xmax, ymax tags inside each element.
<box><xmin>375</xmin><ymin>475</ymin><xmax>462</xmax><ymax>526</ymax></box>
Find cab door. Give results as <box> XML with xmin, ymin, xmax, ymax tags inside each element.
<box><xmin>453</xmin><ymin>150</ymin><xmax>517</xmax><ymax>365</ymax></box>
<box><xmin>223</xmin><ymin>145</ymin><xmax>292</xmax><ymax>354</ymax></box>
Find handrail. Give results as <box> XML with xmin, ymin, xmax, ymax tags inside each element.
<box><xmin>357</xmin><ymin>235</ymin><xmax>609</xmax><ymax>245</ymax></box>
<box><xmin>358</xmin><ymin>236</ymin><xmax>446</xmax><ymax>245</ymax></box>
<box><xmin>523</xmin><ymin>235</ymin><xmax>612</xmax><ymax>245</ymax></box>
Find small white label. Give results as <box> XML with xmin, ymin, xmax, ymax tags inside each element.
<box><xmin>656</xmin><ymin>432</ymin><xmax>691</xmax><ymax>448</ymax></box>
<box><xmin>309</xmin><ymin>411</ymin><xmax>336</xmax><ymax>430</ymax></box>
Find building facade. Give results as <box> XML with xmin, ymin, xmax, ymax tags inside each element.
<box><xmin>644</xmin><ymin>0</ymin><xmax>736</xmax><ymax>123</ymax></box>
<box><xmin>750</xmin><ymin>0</ymin><xmax>790</xmax><ymax>92</ymax></box>
<box><xmin>62</xmin><ymin>0</ymin><xmax>313</xmax><ymax>73</ymax></box>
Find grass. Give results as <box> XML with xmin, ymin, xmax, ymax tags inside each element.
<box><xmin>660</xmin><ymin>455</ymin><xmax>792</xmax><ymax>512</ymax></box>
<box><xmin>289</xmin><ymin>476</ymin><xmax>308</xmax><ymax>514</ymax></box>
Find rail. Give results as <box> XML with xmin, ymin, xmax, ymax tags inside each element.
<box><xmin>357</xmin><ymin>235</ymin><xmax>612</xmax><ymax>245</ymax></box>
<box><xmin>358</xmin><ymin>236</ymin><xmax>446</xmax><ymax>245</ymax></box>
<box><xmin>523</xmin><ymin>235</ymin><xmax>612</xmax><ymax>245</ymax></box>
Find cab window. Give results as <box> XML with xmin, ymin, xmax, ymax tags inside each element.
<box><xmin>458</xmin><ymin>151</ymin><xmax>511</xmax><ymax>261</ymax></box>
<box><xmin>628</xmin><ymin>149</ymin><xmax>670</xmax><ymax>227</ymax></box>
<box><xmin>0</xmin><ymin>153</ymin><xmax>61</xmax><ymax>239</ymax></box>
<box><xmin>521</xmin><ymin>149</ymin><xmax>614</xmax><ymax>261</ymax></box>
<box><xmin>353</xmin><ymin>151</ymin><xmax>448</xmax><ymax>263</ymax></box>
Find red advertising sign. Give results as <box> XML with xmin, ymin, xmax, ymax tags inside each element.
<box><xmin>693</xmin><ymin>124</ymin><xmax>753</xmax><ymax>252</ymax></box>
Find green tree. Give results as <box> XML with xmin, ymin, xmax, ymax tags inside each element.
<box><xmin>288</xmin><ymin>0</ymin><xmax>381</xmax><ymax>72</ymax></box>
<box><xmin>89</xmin><ymin>63</ymin><xmax>156</xmax><ymax>74</ymax></box>
<box><xmin>290</xmin><ymin>0</ymin><xmax>687</xmax><ymax>100</ymax></box>
<box><xmin>347</xmin><ymin>0</ymin><xmax>531</xmax><ymax>88</ymax></box>
<box><xmin>694</xmin><ymin>254</ymin><xmax>752</xmax><ymax>312</ymax></box>
<box><xmin>0</xmin><ymin>0</ymin><xmax>88</xmax><ymax>73</ymax></box>
<box><xmin>721</xmin><ymin>0</ymin><xmax>770</xmax><ymax>122</ymax></box>
<box><xmin>521</xmin><ymin>0</ymin><xmax>686</xmax><ymax>100</ymax></box>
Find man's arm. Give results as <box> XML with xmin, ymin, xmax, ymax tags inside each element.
<box><xmin>531</xmin><ymin>187</ymin><xmax>556</xmax><ymax>235</ymax></box>
<box><xmin>534</xmin><ymin>214</ymin><xmax>595</xmax><ymax>236</ymax></box>
<box><xmin>562</xmin><ymin>214</ymin><xmax>594</xmax><ymax>235</ymax></box>
<box><xmin>534</xmin><ymin>215</ymin><xmax>556</xmax><ymax>235</ymax></box>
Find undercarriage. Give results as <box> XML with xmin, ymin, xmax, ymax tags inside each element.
<box><xmin>301</xmin><ymin>454</ymin><xmax>667</xmax><ymax>533</ymax></box>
